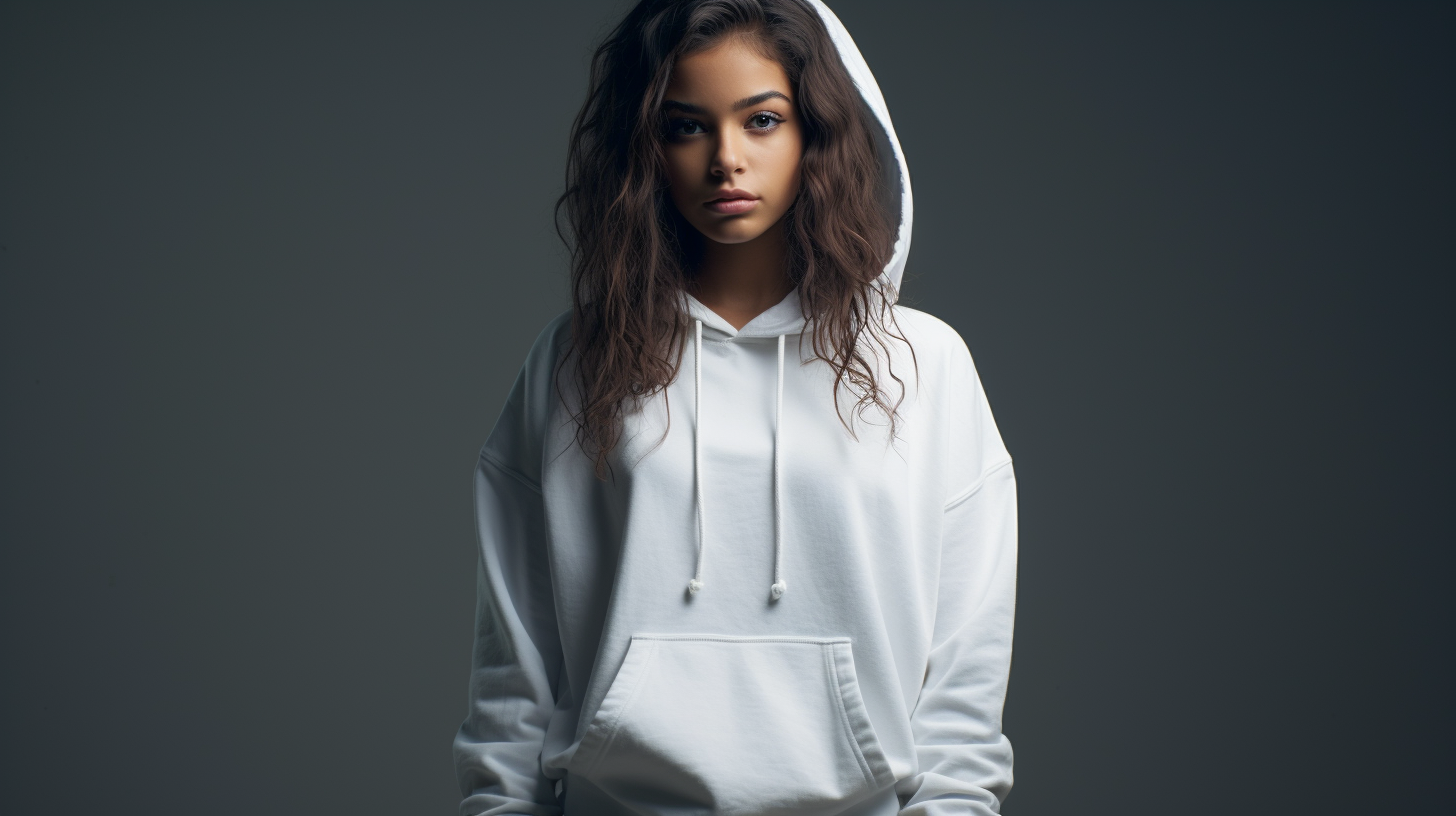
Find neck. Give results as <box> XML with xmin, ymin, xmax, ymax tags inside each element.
<box><xmin>689</xmin><ymin>219</ymin><xmax>794</xmax><ymax>331</ymax></box>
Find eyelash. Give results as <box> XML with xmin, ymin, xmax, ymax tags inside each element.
<box><xmin>667</xmin><ymin>111</ymin><xmax>785</xmax><ymax>138</ymax></box>
<box><xmin>747</xmin><ymin>111</ymin><xmax>784</xmax><ymax>130</ymax></box>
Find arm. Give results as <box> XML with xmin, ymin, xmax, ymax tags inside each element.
<box><xmin>898</xmin><ymin>459</ymin><xmax>1017</xmax><ymax>814</ymax></box>
<box><xmin>452</xmin><ymin>451</ymin><xmax>563</xmax><ymax>815</ymax></box>
<box><xmin>453</xmin><ymin>320</ymin><xmax>570</xmax><ymax>815</ymax></box>
<box><xmin>898</xmin><ymin>329</ymin><xmax>1018</xmax><ymax>814</ymax></box>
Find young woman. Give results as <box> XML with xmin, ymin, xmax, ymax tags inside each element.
<box><xmin>453</xmin><ymin>1</ymin><xmax>1017</xmax><ymax>814</ymax></box>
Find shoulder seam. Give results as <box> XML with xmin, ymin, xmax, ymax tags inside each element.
<box><xmin>478</xmin><ymin>447</ymin><xmax>543</xmax><ymax>495</ymax></box>
<box><xmin>944</xmin><ymin>458</ymin><xmax>1014</xmax><ymax>510</ymax></box>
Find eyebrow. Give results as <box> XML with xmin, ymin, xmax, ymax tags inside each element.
<box><xmin>662</xmin><ymin>90</ymin><xmax>791</xmax><ymax>115</ymax></box>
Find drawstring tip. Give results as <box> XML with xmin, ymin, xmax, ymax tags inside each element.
<box><xmin>770</xmin><ymin>581</ymin><xmax>787</xmax><ymax>600</ymax></box>
<box><xmin>687</xmin><ymin>578</ymin><xmax>704</xmax><ymax>595</ymax></box>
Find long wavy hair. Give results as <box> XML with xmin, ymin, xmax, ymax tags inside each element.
<box><xmin>556</xmin><ymin>0</ymin><xmax>914</xmax><ymax>478</ymax></box>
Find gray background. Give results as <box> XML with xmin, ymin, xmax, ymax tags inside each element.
<box><xmin>2</xmin><ymin>1</ymin><xmax>1451</xmax><ymax>814</ymax></box>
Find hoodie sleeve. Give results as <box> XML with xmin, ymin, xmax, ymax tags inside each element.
<box><xmin>898</xmin><ymin>330</ymin><xmax>1018</xmax><ymax>815</ymax></box>
<box><xmin>452</xmin><ymin>316</ymin><xmax>569</xmax><ymax>816</ymax></box>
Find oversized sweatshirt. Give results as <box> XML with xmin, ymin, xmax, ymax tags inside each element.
<box><xmin>452</xmin><ymin>2</ymin><xmax>1017</xmax><ymax>814</ymax></box>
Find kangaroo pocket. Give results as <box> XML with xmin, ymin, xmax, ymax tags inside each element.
<box><xmin>569</xmin><ymin>634</ymin><xmax>894</xmax><ymax>815</ymax></box>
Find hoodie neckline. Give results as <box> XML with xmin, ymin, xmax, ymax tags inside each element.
<box><xmin>682</xmin><ymin>287</ymin><xmax>808</xmax><ymax>340</ymax></box>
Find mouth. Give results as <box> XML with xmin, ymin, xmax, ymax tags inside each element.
<box><xmin>705</xmin><ymin>190</ymin><xmax>759</xmax><ymax>215</ymax></box>
<box><xmin>706</xmin><ymin>199</ymin><xmax>757</xmax><ymax>214</ymax></box>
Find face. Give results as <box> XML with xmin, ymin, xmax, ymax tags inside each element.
<box><xmin>661</xmin><ymin>36</ymin><xmax>804</xmax><ymax>246</ymax></box>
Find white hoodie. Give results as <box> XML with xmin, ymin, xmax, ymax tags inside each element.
<box><xmin>453</xmin><ymin>2</ymin><xmax>1017</xmax><ymax>814</ymax></box>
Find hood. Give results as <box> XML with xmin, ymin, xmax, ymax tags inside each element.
<box><xmin>684</xmin><ymin>0</ymin><xmax>914</xmax><ymax>340</ymax></box>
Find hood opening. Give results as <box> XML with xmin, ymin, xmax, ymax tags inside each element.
<box><xmin>804</xmin><ymin>0</ymin><xmax>914</xmax><ymax>300</ymax></box>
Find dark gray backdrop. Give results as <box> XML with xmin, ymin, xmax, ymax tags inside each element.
<box><xmin>2</xmin><ymin>2</ymin><xmax>1450</xmax><ymax>814</ymax></box>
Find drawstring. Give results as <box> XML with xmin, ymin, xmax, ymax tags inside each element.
<box><xmin>771</xmin><ymin>333</ymin><xmax>787</xmax><ymax>600</ymax></box>
<box><xmin>688</xmin><ymin>319</ymin><xmax>706</xmax><ymax>595</ymax></box>
<box><xmin>686</xmin><ymin>318</ymin><xmax>788</xmax><ymax>602</ymax></box>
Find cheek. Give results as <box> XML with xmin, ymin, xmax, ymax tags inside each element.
<box><xmin>664</xmin><ymin>153</ymin><xmax>689</xmax><ymax>197</ymax></box>
<box><xmin>666</xmin><ymin>147</ymin><xmax>693</xmax><ymax>187</ymax></box>
<box><xmin>776</xmin><ymin>125</ymin><xmax>805</xmax><ymax>189</ymax></box>
<box><xmin>665</xmin><ymin>149</ymin><xmax>706</xmax><ymax>215</ymax></box>
<box><xmin>769</xmin><ymin>141</ymin><xmax>804</xmax><ymax>205</ymax></box>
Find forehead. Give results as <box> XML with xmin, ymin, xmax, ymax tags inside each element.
<box><xmin>665</xmin><ymin>36</ymin><xmax>792</xmax><ymax>104</ymax></box>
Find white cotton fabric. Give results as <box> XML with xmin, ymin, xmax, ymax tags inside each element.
<box><xmin>452</xmin><ymin>2</ymin><xmax>1017</xmax><ymax>814</ymax></box>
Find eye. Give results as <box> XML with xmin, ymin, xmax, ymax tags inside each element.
<box><xmin>748</xmin><ymin>111</ymin><xmax>784</xmax><ymax>131</ymax></box>
<box><xmin>667</xmin><ymin>118</ymin><xmax>705</xmax><ymax>138</ymax></box>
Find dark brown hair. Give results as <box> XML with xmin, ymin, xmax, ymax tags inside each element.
<box><xmin>556</xmin><ymin>0</ymin><xmax>913</xmax><ymax>478</ymax></box>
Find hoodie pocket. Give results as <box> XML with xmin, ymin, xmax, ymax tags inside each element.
<box><xmin>570</xmin><ymin>634</ymin><xmax>893</xmax><ymax>814</ymax></box>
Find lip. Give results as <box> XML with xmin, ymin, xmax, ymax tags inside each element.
<box><xmin>705</xmin><ymin>189</ymin><xmax>759</xmax><ymax>214</ymax></box>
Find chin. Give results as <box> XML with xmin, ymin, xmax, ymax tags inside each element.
<box><xmin>694</xmin><ymin>216</ymin><xmax>778</xmax><ymax>245</ymax></box>
<box><xmin>701</xmin><ymin>227</ymin><xmax>762</xmax><ymax>245</ymax></box>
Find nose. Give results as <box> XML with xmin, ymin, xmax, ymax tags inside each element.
<box><xmin>710</xmin><ymin>129</ymin><xmax>745</xmax><ymax>178</ymax></box>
